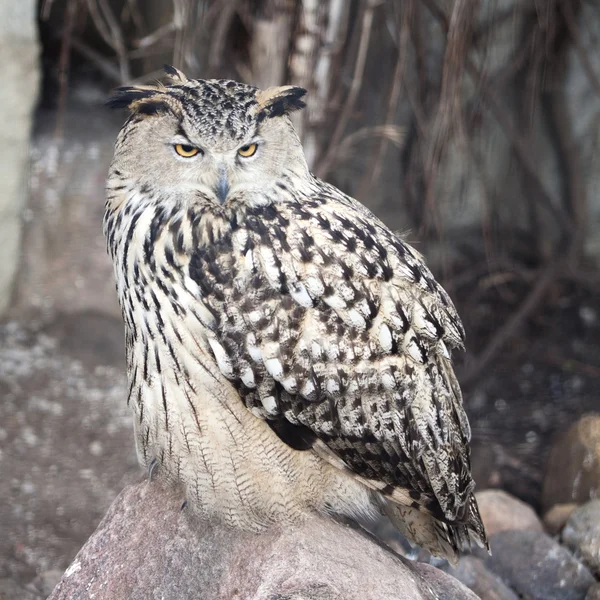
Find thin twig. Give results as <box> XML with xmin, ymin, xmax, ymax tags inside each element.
<box><xmin>134</xmin><ymin>22</ymin><xmax>176</xmax><ymax>49</ymax></box>
<box><xmin>70</xmin><ymin>36</ymin><xmax>122</xmax><ymax>82</ymax></box>
<box><xmin>421</xmin><ymin>0</ymin><xmax>570</xmax><ymax>236</ymax></box>
<box><xmin>357</xmin><ymin>1</ymin><xmax>409</xmax><ymax>202</ymax></box>
<box><xmin>460</xmin><ymin>262</ymin><xmax>560</xmax><ymax>387</ymax></box>
<box><xmin>316</xmin><ymin>0</ymin><xmax>381</xmax><ymax>179</ymax></box>
<box><xmin>54</xmin><ymin>0</ymin><xmax>78</xmax><ymax>145</ymax></box>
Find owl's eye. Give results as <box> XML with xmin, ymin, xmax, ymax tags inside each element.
<box><xmin>174</xmin><ymin>144</ymin><xmax>201</xmax><ymax>158</ymax></box>
<box><xmin>238</xmin><ymin>143</ymin><xmax>258</xmax><ymax>158</ymax></box>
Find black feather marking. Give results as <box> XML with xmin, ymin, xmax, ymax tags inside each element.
<box><xmin>257</xmin><ymin>87</ymin><xmax>307</xmax><ymax>122</ymax></box>
<box><xmin>106</xmin><ymin>87</ymin><xmax>159</xmax><ymax>110</ymax></box>
<box><xmin>267</xmin><ymin>418</ymin><xmax>317</xmax><ymax>451</ymax></box>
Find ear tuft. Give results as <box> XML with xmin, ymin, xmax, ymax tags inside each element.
<box><xmin>255</xmin><ymin>86</ymin><xmax>307</xmax><ymax>122</ymax></box>
<box><xmin>163</xmin><ymin>64</ymin><xmax>189</xmax><ymax>83</ymax></box>
<box><xmin>106</xmin><ymin>84</ymin><xmax>170</xmax><ymax>115</ymax></box>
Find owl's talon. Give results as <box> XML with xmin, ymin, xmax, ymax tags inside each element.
<box><xmin>147</xmin><ymin>458</ymin><xmax>159</xmax><ymax>482</ymax></box>
<box><xmin>180</xmin><ymin>499</ymin><xmax>188</xmax><ymax>511</ymax></box>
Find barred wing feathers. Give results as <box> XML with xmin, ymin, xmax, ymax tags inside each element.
<box><xmin>188</xmin><ymin>179</ymin><xmax>487</xmax><ymax>553</ymax></box>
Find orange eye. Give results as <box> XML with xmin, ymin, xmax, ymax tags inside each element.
<box><xmin>238</xmin><ymin>143</ymin><xmax>257</xmax><ymax>158</ymax></box>
<box><xmin>174</xmin><ymin>144</ymin><xmax>200</xmax><ymax>157</ymax></box>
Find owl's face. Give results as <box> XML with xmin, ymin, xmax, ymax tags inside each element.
<box><xmin>108</xmin><ymin>70</ymin><xmax>309</xmax><ymax>211</ymax></box>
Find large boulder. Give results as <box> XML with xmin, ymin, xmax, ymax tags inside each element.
<box><xmin>481</xmin><ymin>530</ymin><xmax>595</xmax><ymax>600</ymax></box>
<box><xmin>542</xmin><ymin>414</ymin><xmax>600</xmax><ymax>512</ymax></box>
<box><xmin>48</xmin><ymin>480</ymin><xmax>478</xmax><ymax>600</ymax></box>
<box><xmin>475</xmin><ymin>489</ymin><xmax>543</xmax><ymax>536</ymax></box>
<box><xmin>562</xmin><ymin>499</ymin><xmax>600</xmax><ymax>576</ymax></box>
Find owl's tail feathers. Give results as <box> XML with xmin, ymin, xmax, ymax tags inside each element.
<box><xmin>383</xmin><ymin>494</ymin><xmax>489</xmax><ymax>566</ymax></box>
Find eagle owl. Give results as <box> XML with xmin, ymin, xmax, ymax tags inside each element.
<box><xmin>104</xmin><ymin>65</ymin><xmax>488</xmax><ymax>562</ymax></box>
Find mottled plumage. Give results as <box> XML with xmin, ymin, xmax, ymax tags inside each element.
<box><xmin>104</xmin><ymin>66</ymin><xmax>488</xmax><ymax>562</ymax></box>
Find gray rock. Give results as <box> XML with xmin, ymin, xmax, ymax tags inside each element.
<box><xmin>446</xmin><ymin>555</ymin><xmax>519</xmax><ymax>600</ymax></box>
<box><xmin>544</xmin><ymin>503</ymin><xmax>579</xmax><ymax>535</ymax></box>
<box><xmin>586</xmin><ymin>583</ymin><xmax>600</xmax><ymax>600</ymax></box>
<box><xmin>48</xmin><ymin>480</ymin><xmax>479</xmax><ymax>600</ymax></box>
<box><xmin>475</xmin><ymin>489</ymin><xmax>543</xmax><ymax>536</ymax></box>
<box><xmin>483</xmin><ymin>530</ymin><xmax>595</xmax><ymax>600</ymax></box>
<box><xmin>542</xmin><ymin>414</ymin><xmax>600</xmax><ymax>512</ymax></box>
<box><xmin>562</xmin><ymin>499</ymin><xmax>600</xmax><ymax>576</ymax></box>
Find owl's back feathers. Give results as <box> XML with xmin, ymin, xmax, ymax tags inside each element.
<box><xmin>188</xmin><ymin>175</ymin><xmax>488</xmax><ymax>558</ymax></box>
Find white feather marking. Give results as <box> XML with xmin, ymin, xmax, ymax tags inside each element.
<box><xmin>261</xmin><ymin>394</ymin><xmax>278</xmax><ymax>415</ymax></box>
<box><xmin>339</xmin><ymin>283</ymin><xmax>356</xmax><ymax>301</ymax></box>
<box><xmin>240</xmin><ymin>365</ymin><xmax>256</xmax><ymax>388</ymax></box>
<box><xmin>404</xmin><ymin>331</ymin><xmax>425</xmax><ymax>364</ymax></box>
<box><xmin>290</xmin><ymin>281</ymin><xmax>313</xmax><ymax>307</ymax></box>
<box><xmin>347</xmin><ymin>308</ymin><xmax>366</xmax><ymax>329</ymax></box>
<box><xmin>379</xmin><ymin>323</ymin><xmax>393</xmax><ymax>352</ymax></box>
<box><xmin>438</xmin><ymin>340</ymin><xmax>450</xmax><ymax>360</ymax></box>
<box><xmin>208</xmin><ymin>338</ymin><xmax>234</xmax><ymax>378</ymax></box>
<box><xmin>248</xmin><ymin>310</ymin><xmax>262</xmax><ymax>325</ymax></box>
<box><xmin>246</xmin><ymin>333</ymin><xmax>263</xmax><ymax>363</ymax></box>
<box><xmin>324</xmin><ymin>294</ymin><xmax>346</xmax><ymax>310</ymax></box>
<box><xmin>390</xmin><ymin>313</ymin><xmax>407</xmax><ymax>331</ymax></box>
<box><xmin>265</xmin><ymin>357</ymin><xmax>284</xmax><ymax>380</ymax></box>
<box><xmin>311</xmin><ymin>341</ymin><xmax>322</xmax><ymax>359</ymax></box>
<box><xmin>259</xmin><ymin>245</ymin><xmax>281</xmax><ymax>287</ymax></box>
<box><xmin>183</xmin><ymin>275</ymin><xmax>201</xmax><ymax>296</ymax></box>
<box><xmin>304</xmin><ymin>276</ymin><xmax>324</xmax><ymax>298</ymax></box>
<box><xmin>413</xmin><ymin>304</ymin><xmax>439</xmax><ymax>339</ymax></box>
<box><xmin>244</xmin><ymin>249</ymin><xmax>255</xmax><ymax>271</ymax></box>
<box><xmin>326</xmin><ymin>378</ymin><xmax>340</xmax><ymax>395</ymax></box>
<box><xmin>232</xmin><ymin>227</ymin><xmax>248</xmax><ymax>251</ymax></box>
<box><xmin>381</xmin><ymin>371</ymin><xmax>395</xmax><ymax>390</ymax></box>
<box><xmin>281</xmin><ymin>376</ymin><xmax>298</xmax><ymax>394</ymax></box>
<box><xmin>301</xmin><ymin>378</ymin><xmax>316</xmax><ymax>398</ymax></box>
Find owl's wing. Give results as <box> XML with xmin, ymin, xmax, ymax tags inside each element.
<box><xmin>190</xmin><ymin>181</ymin><xmax>478</xmax><ymax>533</ymax></box>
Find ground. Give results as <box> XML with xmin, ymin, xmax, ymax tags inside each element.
<box><xmin>1</xmin><ymin>96</ymin><xmax>599</xmax><ymax>597</ymax></box>
<box><xmin>2</xmin><ymin>286</ymin><xmax>599</xmax><ymax>597</ymax></box>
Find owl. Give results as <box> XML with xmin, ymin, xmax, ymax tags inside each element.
<box><xmin>104</xmin><ymin>65</ymin><xmax>488</xmax><ymax>563</ymax></box>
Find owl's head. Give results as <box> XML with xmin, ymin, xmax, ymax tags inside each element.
<box><xmin>107</xmin><ymin>66</ymin><xmax>309</xmax><ymax>209</ymax></box>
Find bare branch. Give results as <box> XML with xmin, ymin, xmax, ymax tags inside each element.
<box><xmin>316</xmin><ymin>0</ymin><xmax>383</xmax><ymax>179</ymax></box>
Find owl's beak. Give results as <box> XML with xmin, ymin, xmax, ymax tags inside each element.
<box><xmin>215</xmin><ymin>165</ymin><xmax>229</xmax><ymax>204</ymax></box>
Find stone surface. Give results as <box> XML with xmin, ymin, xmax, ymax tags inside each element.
<box><xmin>544</xmin><ymin>503</ymin><xmax>579</xmax><ymax>535</ymax></box>
<box><xmin>48</xmin><ymin>480</ymin><xmax>479</xmax><ymax>600</ymax></box>
<box><xmin>0</xmin><ymin>1</ymin><xmax>40</xmax><ymax>314</ymax></box>
<box><xmin>542</xmin><ymin>414</ymin><xmax>600</xmax><ymax>512</ymax></box>
<box><xmin>446</xmin><ymin>555</ymin><xmax>519</xmax><ymax>600</ymax></box>
<box><xmin>0</xmin><ymin>318</ymin><xmax>136</xmax><ymax>593</ymax></box>
<box><xmin>483</xmin><ymin>530</ymin><xmax>595</xmax><ymax>600</ymax></box>
<box><xmin>586</xmin><ymin>583</ymin><xmax>600</xmax><ymax>600</ymax></box>
<box><xmin>475</xmin><ymin>489</ymin><xmax>543</xmax><ymax>536</ymax></box>
<box><xmin>562</xmin><ymin>499</ymin><xmax>600</xmax><ymax>576</ymax></box>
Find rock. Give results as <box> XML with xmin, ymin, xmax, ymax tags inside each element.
<box><xmin>586</xmin><ymin>583</ymin><xmax>600</xmax><ymax>600</ymax></box>
<box><xmin>0</xmin><ymin>1</ymin><xmax>40</xmax><ymax>315</ymax></box>
<box><xmin>48</xmin><ymin>480</ymin><xmax>479</xmax><ymax>600</ymax></box>
<box><xmin>483</xmin><ymin>530</ymin><xmax>595</xmax><ymax>600</ymax></box>
<box><xmin>446</xmin><ymin>555</ymin><xmax>519</xmax><ymax>600</ymax></box>
<box><xmin>475</xmin><ymin>489</ymin><xmax>543</xmax><ymax>535</ymax></box>
<box><xmin>543</xmin><ymin>503</ymin><xmax>579</xmax><ymax>535</ymax></box>
<box><xmin>562</xmin><ymin>499</ymin><xmax>600</xmax><ymax>576</ymax></box>
<box><xmin>542</xmin><ymin>414</ymin><xmax>600</xmax><ymax>512</ymax></box>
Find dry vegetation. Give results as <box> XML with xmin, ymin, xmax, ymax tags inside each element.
<box><xmin>41</xmin><ymin>0</ymin><xmax>600</xmax><ymax>384</ymax></box>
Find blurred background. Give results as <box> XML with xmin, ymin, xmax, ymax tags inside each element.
<box><xmin>1</xmin><ymin>0</ymin><xmax>600</xmax><ymax>597</ymax></box>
